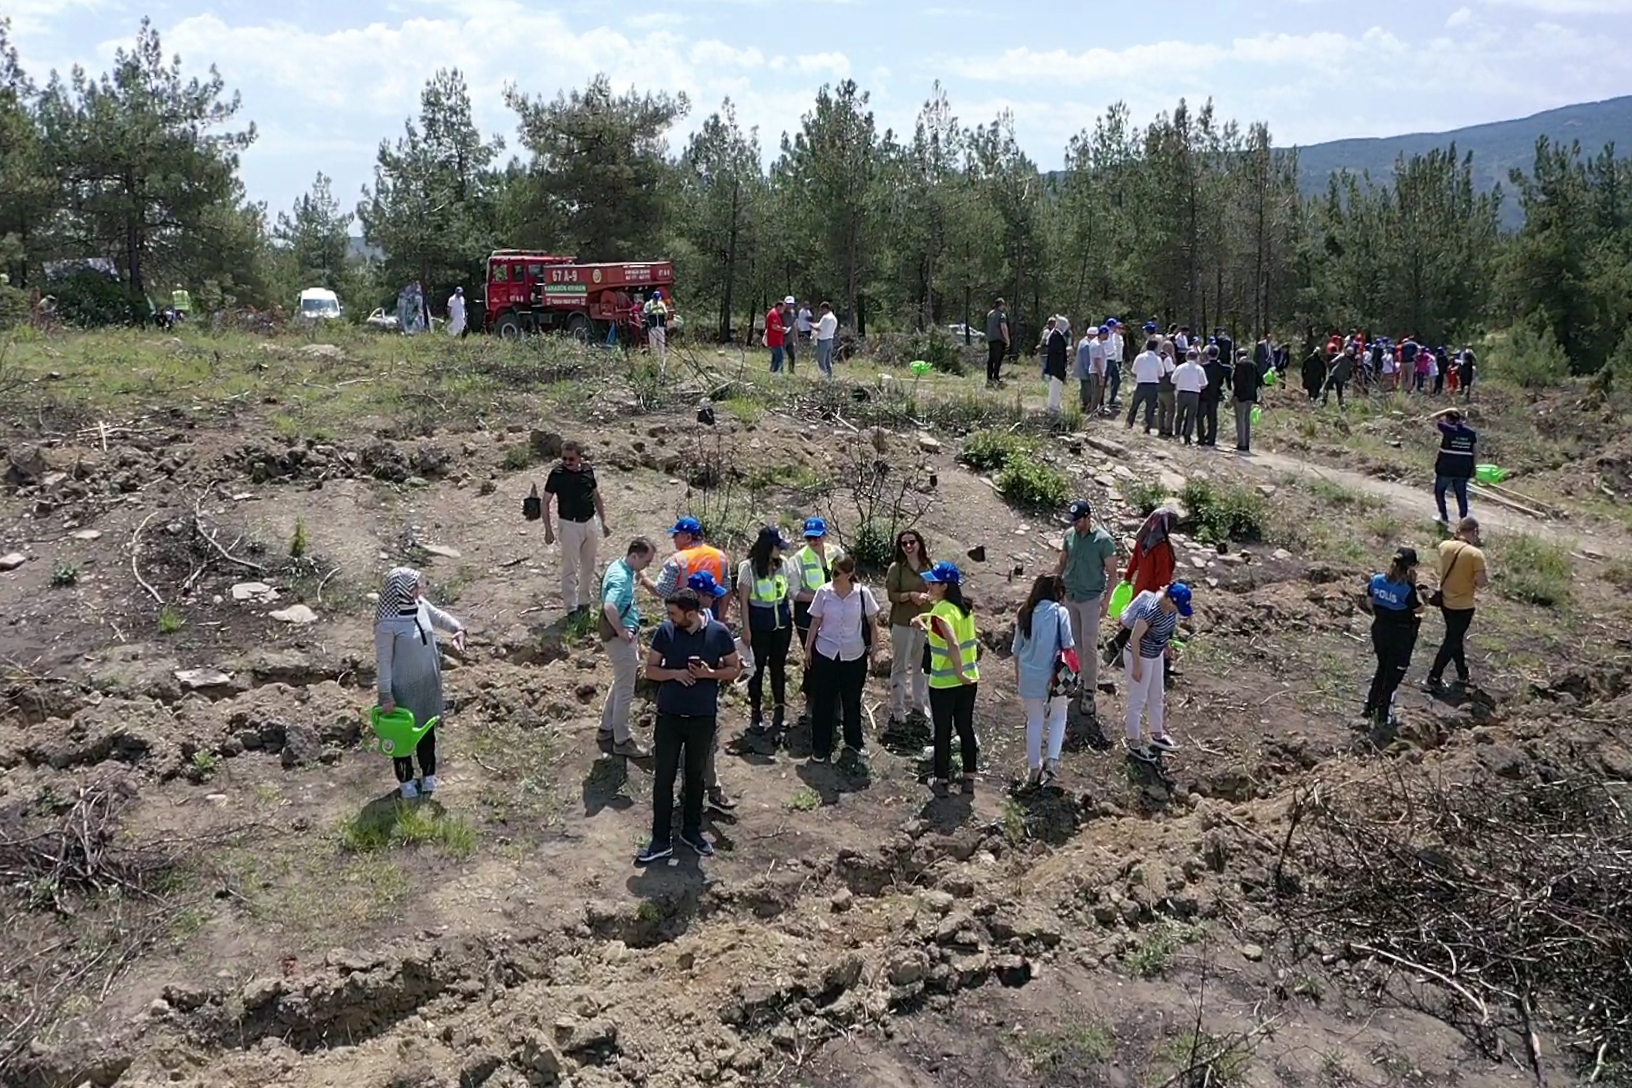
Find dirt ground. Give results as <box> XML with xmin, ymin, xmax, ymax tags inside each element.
<box><xmin>0</xmin><ymin>330</ymin><xmax>1627</xmax><ymax>1088</ymax></box>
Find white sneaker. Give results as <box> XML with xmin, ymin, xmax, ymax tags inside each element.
<box><xmin>421</xmin><ymin>775</ymin><xmax>438</xmax><ymax>794</ymax></box>
<box><xmin>1150</xmin><ymin>734</ymin><xmax>1179</xmax><ymax>753</ymax></box>
<box><xmin>399</xmin><ymin>780</ymin><xmax>420</xmax><ymax>799</ymax></box>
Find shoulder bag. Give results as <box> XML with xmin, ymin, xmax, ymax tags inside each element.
<box><xmin>1427</xmin><ymin>545</ymin><xmax>1465</xmax><ymax>609</ymax></box>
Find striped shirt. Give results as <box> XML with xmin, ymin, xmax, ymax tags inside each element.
<box><xmin>1129</xmin><ymin>592</ymin><xmax>1178</xmax><ymax>659</ymax></box>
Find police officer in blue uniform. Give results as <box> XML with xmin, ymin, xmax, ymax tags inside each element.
<box><xmin>1362</xmin><ymin>546</ymin><xmax>1424</xmax><ymax>728</ymax></box>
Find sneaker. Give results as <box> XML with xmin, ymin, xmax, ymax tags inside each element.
<box><xmin>1024</xmin><ymin>767</ymin><xmax>1044</xmax><ymax>789</ymax></box>
<box><xmin>960</xmin><ymin>774</ymin><xmax>977</xmax><ymax>794</ymax></box>
<box><xmin>420</xmin><ymin>774</ymin><xmax>438</xmax><ymax>794</ymax></box>
<box><xmin>842</xmin><ymin>744</ymin><xmax>867</xmax><ymax>762</ymax></box>
<box><xmin>1127</xmin><ymin>744</ymin><xmax>1159</xmax><ymax>764</ymax></box>
<box><xmin>706</xmin><ymin>787</ymin><xmax>737</xmax><ymax>811</ymax></box>
<box><xmin>1078</xmin><ymin>694</ymin><xmax>1095</xmax><ymax>716</ymax></box>
<box><xmin>1149</xmin><ymin>734</ymin><xmax>1179</xmax><ymax>753</ymax></box>
<box><xmin>679</xmin><ymin>830</ymin><xmax>715</xmax><ymax>858</ymax></box>
<box><xmin>1423</xmin><ymin>676</ymin><xmax>1446</xmax><ymax>693</ymax></box>
<box><xmin>398</xmin><ymin>779</ymin><xmax>419</xmax><ymax>800</ymax></box>
<box><xmin>809</xmin><ymin>752</ymin><xmax>831</xmax><ymax>765</ymax></box>
<box><xmin>596</xmin><ymin>729</ymin><xmax>614</xmax><ymax>744</ymax></box>
<box><xmin>635</xmin><ymin>840</ymin><xmax>672</xmax><ymax>865</ymax></box>
<box><xmin>929</xmin><ymin>777</ymin><xmax>950</xmax><ymax>798</ymax></box>
<box><xmin>1042</xmin><ymin>758</ymin><xmax>1060</xmax><ymax>784</ymax></box>
<box><xmin>749</xmin><ymin>713</ymin><xmax>767</xmax><ymax>735</ymax></box>
<box><xmin>612</xmin><ymin>739</ymin><xmax>650</xmax><ymax>759</ymax></box>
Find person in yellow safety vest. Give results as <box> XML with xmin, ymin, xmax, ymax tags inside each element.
<box><xmin>912</xmin><ymin>562</ymin><xmax>980</xmax><ymax>797</ymax></box>
<box><xmin>654</xmin><ymin>516</ymin><xmax>732</xmax><ymax>624</ymax></box>
<box><xmin>791</xmin><ymin>516</ymin><xmax>843</xmax><ymax>723</ymax></box>
<box><xmin>171</xmin><ymin>285</ymin><xmax>191</xmax><ymax>318</ymax></box>
<box><xmin>736</xmin><ymin>525</ymin><xmax>797</xmax><ymax>737</ymax></box>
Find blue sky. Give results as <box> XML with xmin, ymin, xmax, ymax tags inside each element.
<box><xmin>10</xmin><ymin>0</ymin><xmax>1632</xmax><ymax>217</ymax></box>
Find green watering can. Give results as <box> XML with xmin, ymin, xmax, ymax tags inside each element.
<box><xmin>1251</xmin><ymin>405</ymin><xmax>1263</xmax><ymax>424</ymax></box>
<box><xmin>369</xmin><ymin>705</ymin><xmax>438</xmax><ymax>757</ymax></box>
<box><xmin>1263</xmin><ymin>368</ymin><xmax>1278</xmax><ymax>386</ymax></box>
<box><xmin>910</xmin><ymin>360</ymin><xmax>933</xmax><ymax>376</ymax></box>
<box><xmin>1108</xmin><ymin>580</ymin><xmax>1134</xmax><ymax>617</ymax></box>
<box><xmin>1475</xmin><ymin>463</ymin><xmax>1507</xmax><ymax>484</ymax></box>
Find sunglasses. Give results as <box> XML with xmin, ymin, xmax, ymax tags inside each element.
<box><xmin>899</xmin><ymin>538</ymin><xmax>920</xmax><ymax>547</ymax></box>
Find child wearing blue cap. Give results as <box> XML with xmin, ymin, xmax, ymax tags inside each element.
<box><xmin>1119</xmin><ymin>582</ymin><xmax>1191</xmax><ymax>763</ymax></box>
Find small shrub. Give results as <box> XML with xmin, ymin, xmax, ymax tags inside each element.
<box><xmin>1181</xmin><ymin>480</ymin><xmax>1267</xmax><ymax>544</ymax></box>
<box><xmin>1123</xmin><ymin>919</ymin><xmax>1204</xmax><ymax>978</ymax></box>
<box><xmin>847</xmin><ymin>519</ymin><xmax>894</xmax><ymax>574</ymax></box>
<box><xmin>500</xmin><ymin>443</ymin><xmax>533</xmax><ymax>471</ymax></box>
<box><xmin>1492</xmin><ymin>533</ymin><xmax>1573</xmax><ymax>608</ymax></box>
<box><xmin>1122</xmin><ymin>479</ymin><xmax>1168</xmax><ymax>515</ymax></box>
<box><xmin>339</xmin><ymin>802</ymin><xmax>475</xmax><ymax>857</ymax></box>
<box><xmin>289</xmin><ymin>518</ymin><xmax>309</xmax><ymax>558</ymax></box>
<box><xmin>1490</xmin><ymin>323</ymin><xmax>1570</xmax><ymax>390</ymax></box>
<box><xmin>786</xmin><ymin>787</ymin><xmax>821</xmax><ymax>812</ymax></box>
<box><xmin>157</xmin><ymin>605</ymin><xmax>185</xmax><ymax>634</ymax></box>
<box><xmin>190</xmin><ymin>750</ymin><xmax>218</xmax><ymax>781</ymax></box>
<box><xmin>959</xmin><ymin>428</ymin><xmax>1026</xmax><ymax>472</ymax></box>
<box><xmin>996</xmin><ymin>455</ymin><xmax>1070</xmax><ymax>513</ymax></box>
<box><xmin>50</xmin><ymin>561</ymin><xmax>78</xmax><ymax>587</ymax></box>
<box><xmin>1018</xmin><ymin>1022</ymin><xmax>1113</xmax><ymax>1072</ymax></box>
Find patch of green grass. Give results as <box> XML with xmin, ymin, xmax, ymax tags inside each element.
<box><xmin>157</xmin><ymin>605</ymin><xmax>185</xmax><ymax>635</ymax></box>
<box><xmin>500</xmin><ymin>443</ymin><xmax>534</xmax><ymax>472</ymax></box>
<box><xmin>1017</xmin><ymin>1021</ymin><xmax>1113</xmax><ymax>1072</ymax></box>
<box><xmin>721</xmin><ymin>395</ymin><xmax>763</xmax><ymax>424</ymax></box>
<box><xmin>1308</xmin><ymin>477</ymin><xmax>1382</xmax><ymax>511</ymax></box>
<box><xmin>1602</xmin><ymin>558</ymin><xmax>1632</xmax><ymax>590</ymax></box>
<box><xmin>1123</xmin><ymin>919</ymin><xmax>1205</xmax><ymax>978</ymax></box>
<box><xmin>1491</xmin><ymin>533</ymin><xmax>1574</xmax><ymax>608</ymax></box>
<box><xmin>996</xmin><ymin>454</ymin><xmax>1070</xmax><ymax>512</ymax></box>
<box><xmin>289</xmin><ymin>517</ymin><xmax>309</xmax><ymax>558</ymax></box>
<box><xmin>50</xmin><ymin>561</ymin><xmax>78</xmax><ymax>587</ymax></box>
<box><xmin>1155</xmin><ymin>1030</ymin><xmax>1252</xmax><ymax>1086</ymax></box>
<box><xmin>1363</xmin><ymin>511</ymin><xmax>1404</xmax><ymax>540</ymax></box>
<box><xmin>786</xmin><ymin>786</ymin><xmax>821</xmax><ymax>812</ymax></box>
<box><xmin>563</xmin><ymin>607</ymin><xmax>597</xmax><ymax>642</ymax></box>
<box><xmin>1000</xmin><ymin>797</ymin><xmax>1029</xmax><ymax>845</ymax></box>
<box><xmin>338</xmin><ymin>801</ymin><xmax>476</xmax><ymax>857</ymax></box>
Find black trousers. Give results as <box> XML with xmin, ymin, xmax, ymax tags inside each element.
<box><xmin>748</xmin><ymin>625</ymin><xmax>793</xmax><ymax>720</ymax></box>
<box><xmin>1125</xmin><ymin>382</ymin><xmax>1159</xmax><ymax>431</ymax></box>
<box><xmin>986</xmin><ymin>341</ymin><xmax>1006</xmax><ymax>382</ymax></box>
<box><xmin>1366</xmin><ymin>620</ymin><xmax>1418</xmax><ymax>715</ymax></box>
<box><xmin>393</xmin><ymin>726</ymin><xmax>436</xmax><ymax>783</ymax></box>
<box><xmin>928</xmin><ymin>683</ymin><xmax>978</xmax><ymax>780</ymax></box>
<box><xmin>1430</xmin><ymin>607</ymin><xmax>1475</xmax><ymax>682</ymax></box>
<box><xmin>651</xmin><ymin>712</ymin><xmax>716</xmax><ymax>843</ymax></box>
<box><xmin>1198</xmin><ymin>395</ymin><xmax>1220</xmax><ymax>446</ymax></box>
<box><xmin>810</xmin><ymin>651</ymin><xmax>867</xmax><ymax>756</ymax></box>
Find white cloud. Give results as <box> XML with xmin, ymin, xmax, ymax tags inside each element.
<box><xmin>1481</xmin><ymin>0</ymin><xmax>1632</xmax><ymax>11</ymax></box>
<box><xmin>796</xmin><ymin>51</ymin><xmax>851</xmax><ymax>77</ymax></box>
<box><xmin>1446</xmin><ymin>6</ymin><xmax>1474</xmax><ymax>26</ymax></box>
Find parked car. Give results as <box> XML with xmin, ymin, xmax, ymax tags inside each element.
<box><xmin>947</xmin><ymin>323</ymin><xmax>986</xmax><ymax>344</ymax></box>
<box><xmin>365</xmin><ymin>307</ymin><xmax>400</xmax><ymax>331</ymax></box>
<box><xmin>296</xmin><ymin>287</ymin><xmax>343</xmax><ymax>321</ymax></box>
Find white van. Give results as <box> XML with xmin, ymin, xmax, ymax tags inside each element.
<box><xmin>296</xmin><ymin>287</ymin><xmax>342</xmax><ymax>321</ymax></box>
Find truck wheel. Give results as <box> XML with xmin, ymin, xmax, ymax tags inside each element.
<box><xmin>566</xmin><ymin>313</ymin><xmax>591</xmax><ymax>341</ymax></box>
<box><xmin>494</xmin><ymin>311</ymin><xmax>522</xmax><ymax>339</ymax></box>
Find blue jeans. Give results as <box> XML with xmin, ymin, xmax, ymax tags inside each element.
<box><xmin>1106</xmin><ymin>362</ymin><xmax>1122</xmax><ymax>406</ymax></box>
<box><xmin>816</xmin><ymin>339</ymin><xmax>834</xmax><ymax>377</ymax></box>
<box><xmin>1434</xmin><ymin>475</ymin><xmax>1469</xmax><ymax>521</ymax></box>
<box><xmin>769</xmin><ymin>345</ymin><xmax>785</xmax><ymax>373</ymax></box>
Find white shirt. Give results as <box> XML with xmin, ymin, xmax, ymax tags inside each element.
<box><xmin>797</xmin><ymin>307</ymin><xmax>813</xmax><ymax>333</ymax></box>
<box><xmin>1107</xmin><ymin>333</ymin><xmax>1124</xmax><ymax>367</ymax></box>
<box><xmin>808</xmin><ymin>582</ymin><xmax>879</xmax><ymax>662</ymax></box>
<box><xmin>1131</xmin><ymin>350</ymin><xmax>1166</xmax><ymax>384</ymax></box>
<box><xmin>1173</xmin><ymin>332</ymin><xmax>1189</xmax><ymax>354</ymax></box>
<box><xmin>1173</xmin><ymin>360</ymin><xmax>1207</xmax><ymax>393</ymax></box>
<box><xmin>815</xmin><ymin>312</ymin><xmax>838</xmax><ymax>341</ymax></box>
<box><xmin>1087</xmin><ymin>338</ymin><xmax>1107</xmax><ymax>375</ymax></box>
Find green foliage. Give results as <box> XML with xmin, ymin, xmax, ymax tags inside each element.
<box><xmin>1123</xmin><ymin>919</ymin><xmax>1205</xmax><ymax>978</ymax></box>
<box><xmin>786</xmin><ymin>786</ymin><xmax>821</xmax><ymax>812</ymax></box>
<box><xmin>1489</xmin><ymin>323</ymin><xmax>1570</xmax><ymax>390</ymax></box>
<box><xmin>848</xmin><ymin>519</ymin><xmax>894</xmax><ymax>574</ymax></box>
<box><xmin>1122</xmin><ymin>479</ymin><xmax>1168</xmax><ymax>515</ymax></box>
<box><xmin>1492</xmin><ymin>533</ymin><xmax>1573</xmax><ymax>608</ymax></box>
<box><xmin>500</xmin><ymin>443</ymin><xmax>534</xmax><ymax>471</ymax></box>
<box><xmin>49</xmin><ymin>561</ymin><xmax>77</xmax><ymax>587</ymax></box>
<box><xmin>289</xmin><ymin>518</ymin><xmax>309</xmax><ymax>558</ymax></box>
<box><xmin>49</xmin><ymin>270</ymin><xmax>142</xmax><ymax>327</ymax></box>
<box><xmin>190</xmin><ymin>750</ymin><xmax>218</xmax><ymax>780</ymax></box>
<box><xmin>339</xmin><ymin>802</ymin><xmax>476</xmax><ymax>857</ymax></box>
<box><xmin>996</xmin><ymin>454</ymin><xmax>1069</xmax><ymax>512</ymax></box>
<box><xmin>0</xmin><ymin>278</ymin><xmax>25</xmax><ymax>330</ymax></box>
<box><xmin>958</xmin><ymin>428</ymin><xmax>1025</xmax><ymax>472</ymax></box>
<box><xmin>1017</xmin><ymin>1022</ymin><xmax>1113</xmax><ymax>1072</ymax></box>
<box><xmin>157</xmin><ymin>605</ymin><xmax>184</xmax><ymax>634</ymax></box>
<box><xmin>1180</xmin><ymin>480</ymin><xmax>1267</xmax><ymax>544</ymax></box>
<box><xmin>870</xmin><ymin>326</ymin><xmax>968</xmax><ymax>375</ymax></box>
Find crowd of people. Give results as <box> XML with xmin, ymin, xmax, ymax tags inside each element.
<box><xmin>1299</xmin><ymin>332</ymin><xmax>1477</xmax><ymax>407</ymax></box>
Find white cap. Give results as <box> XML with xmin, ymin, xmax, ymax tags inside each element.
<box><xmin>784</xmin><ymin>296</ymin><xmax>795</xmax><ymax>305</ymax></box>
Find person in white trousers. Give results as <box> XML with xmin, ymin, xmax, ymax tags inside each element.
<box><xmin>1012</xmin><ymin>574</ymin><xmax>1074</xmax><ymax>786</ymax></box>
<box><xmin>643</xmin><ymin>289</ymin><xmax>670</xmax><ymax>364</ymax></box>
<box><xmin>541</xmin><ymin>441</ymin><xmax>611</xmax><ymax>616</ymax></box>
<box><xmin>883</xmin><ymin>528</ymin><xmax>934</xmax><ymax>726</ymax></box>
<box><xmin>1122</xmin><ymin>583</ymin><xmax>1192</xmax><ymax>763</ymax></box>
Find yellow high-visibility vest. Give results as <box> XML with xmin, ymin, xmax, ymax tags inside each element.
<box><xmin>925</xmin><ymin>600</ymin><xmax>979</xmax><ymax>688</ymax></box>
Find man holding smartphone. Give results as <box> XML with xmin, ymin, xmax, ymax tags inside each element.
<box><xmin>638</xmin><ymin>589</ymin><xmax>741</xmax><ymax>864</ymax></box>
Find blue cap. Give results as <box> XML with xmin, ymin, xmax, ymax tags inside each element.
<box><xmin>802</xmin><ymin>516</ymin><xmax>827</xmax><ymax>538</ymax></box>
<box><xmin>921</xmin><ymin>561</ymin><xmax>962</xmax><ymax>586</ymax></box>
<box><xmin>1166</xmin><ymin>582</ymin><xmax>1194</xmax><ymax>617</ymax></box>
<box><xmin>669</xmin><ymin>516</ymin><xmax>702</xmax><ymax>536</ymax></box>
<box><xmin>686</xmin><ymin>570</ymin><xmax>730</xmax><ymax>598</ymax></box>
<box><xmin>1097</xmin><ymin>325</ymin><xmax>1109</xmax><ymax>335</ymax></box>
<box><xmin>1106</xmin><ymin>317</ymin><xmax>1120</xmax><ymax>326</ymax></box>
<box><xmin>1068</xmin><ymin>499</ymin><xmax>1093</xmax><ymax>521</ymax></box>
<box><xmin>1143</xmin><ymin>321</ymin><xmax>1159</xmax><ymax>333</ymax></box>
<box><xmin>756</xmin><ymin>524</ymin><xmax>793</xmax><ymax>550</ymax></box>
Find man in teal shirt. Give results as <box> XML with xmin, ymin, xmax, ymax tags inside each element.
<box><xmin>1055</xmin><ymin>499</ymin><xmax>1118</xmax><ymax>716</ymax></box>
<box><xmin>599</xmin><ymin>537</ymin><xmax>657</xmax><ymax>758</ymax></box>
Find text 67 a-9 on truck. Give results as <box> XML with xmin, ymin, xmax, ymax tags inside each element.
<box><xmin>480</xmin><ymin>250</ymin><xmax>678</xmax><ymax>346</ymax></box>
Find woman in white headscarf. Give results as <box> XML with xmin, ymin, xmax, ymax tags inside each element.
<box><xmin>375</xmin><ymin>567</ymin><xmax>466</xmax><ymax>798</ymax></box>
<box><xmin>447</xmin><ymin>287</ymin><xmax>467</xmax><ymax>337</ymax></box>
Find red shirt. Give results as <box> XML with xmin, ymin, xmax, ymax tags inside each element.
<box><xmin>765</xmin><ymin>308</ymin><xmax>786</xmax><ymax>348</ymax></box>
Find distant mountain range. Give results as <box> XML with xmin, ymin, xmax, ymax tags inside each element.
<box><xmin>1286</xmin><ymin>95</ymin><xmax>1632</xmax><ymax>226</ymax></box>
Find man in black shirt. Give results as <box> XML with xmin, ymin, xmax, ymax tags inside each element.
<box><xmin>1199</xmin><ymin>345</ymin><xmax>1228</xmax><ymax>447</ymax></box>
<box><xmin>1231</xmin><ymin>350</ymin><xmax>1262</xmax><ymax>453</ymax></box>
<box><xmin>984</xmin><ymin>298</ymin><xmax>1009</xmax><ymax>387</ymax></box>
<box><xmin>543</xmin><ymin>440</ymin><xmax>611</xmax><ymax>617</ymax></box>
<box><xmin>1431</xmin><ymin>407</ymin><xmax>1477</xmax><ymax>523</ymax></box>
<box><xmin>638</xmin><ymin>590</ymin><xmax>742</xmax><ymax>863</ymax></box>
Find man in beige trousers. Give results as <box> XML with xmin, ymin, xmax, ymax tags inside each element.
<box><xmin>542</xmin><ymin>440</ymin><xmax>611</xmax><ymax>617</ymax></box>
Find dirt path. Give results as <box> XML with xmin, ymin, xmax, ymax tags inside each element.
<box><xmin>1116</xmin><ymin>429</ymin><xmax>1629</xmax><ymax>559</ymax></box>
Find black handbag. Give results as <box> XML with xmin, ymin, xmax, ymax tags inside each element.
<box><xmin>522</xmin><ymin>482</ymin><xmax>542</xmax><ymax>522</ymax></box>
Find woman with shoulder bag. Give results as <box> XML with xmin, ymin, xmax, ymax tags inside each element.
<box><xmin>1012</xmin><ymin>575</ymin><xmax>1076</xmax><ymax>787</ymax></box>
<box><xmin>803</xmin><ymin>555</ymin><xmax>881</xmax><ymax>765</ymax></box>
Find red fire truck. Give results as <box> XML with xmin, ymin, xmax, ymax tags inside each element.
<box><xmin>480</xmin><ymin>250</ymin><xmax>676</xmax><ymax>341</ymax></box>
